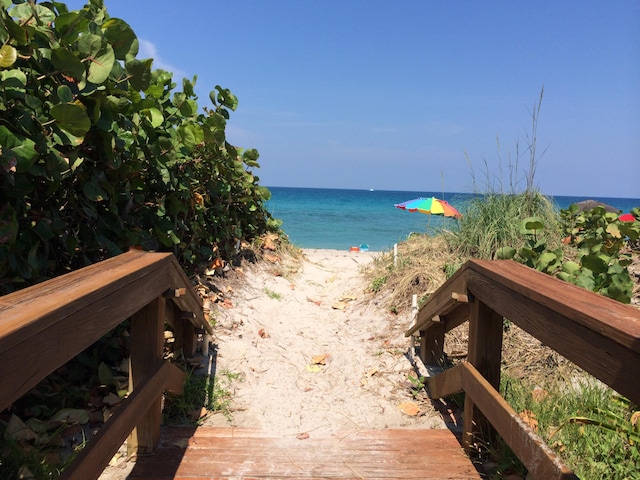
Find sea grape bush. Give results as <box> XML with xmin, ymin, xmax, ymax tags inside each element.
<box><xmin>0</xmin><ymin>0</ymin><xmax>278</xmax><ymax>293</ymax></box>
<box><xmin>497</xmin><ymin>206</ymin><xmax>640</xmax><ymax>303</ymax></box>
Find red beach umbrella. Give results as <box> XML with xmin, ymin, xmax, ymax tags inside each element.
<box><xmin>619</xmin><ymin>213</ymin><xmax>636</xmax><ymax>222</ymax></box>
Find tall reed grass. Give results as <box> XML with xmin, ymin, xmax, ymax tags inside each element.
<box><xmin>447</xmin><ymin>88</ymin><xmax>562</xmax><ymax>259</ymax></box>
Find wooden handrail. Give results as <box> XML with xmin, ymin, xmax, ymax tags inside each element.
<box><xmin>406</xmin><ymin>259</ymin><xmax>640</xmax><ymax>479</ymax></box>
<box><xmin>0</xmin><ymin>250</ymin><xmax>210</xmax><ymax>479</ymax></box>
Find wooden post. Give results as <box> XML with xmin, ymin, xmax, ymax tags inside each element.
<box><xmin>463</xmin><ymin>297</ymin><xmax>503</xmax><ymax>452</ymax></box>
<box><xmin>173</xmin><ymin>304</ymin><xmax>197</xmax><ymax>358</ymax></box>
<box><xmin>420</xmin><ymin>322</ymin><xmax>447</xmax><ymax>366</ymax></box>
<box><xmin>128</xmin><ymin>297</ymin><xmax>165</xmax><ymax>456</ymax></box>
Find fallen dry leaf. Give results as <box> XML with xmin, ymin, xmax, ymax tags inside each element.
<box><xmin>296</xmin><ymin>432</ymin><xmax>309</xmax><ymax>440</ymax></box>
<box><xmin>289</xmin><ymin>283</ymin><xmax>295</xmax><ymax>290</ymax></box>
<box><xmin>398</xmin><ymin>402</ymin><xmax>421</xmax><ymax>416</ymax></box>
<box><xmin>305</xmin><ymin>365</ymin><xmax>321</xmax><ymax>373</ymax></box>
<box><xmin>365</xmin><ymin>368</ymin><xmax>378</xmax><ymax>377</ymax></box>
<box><xmin>258</xmin><ymin>328</ymin><xmax>270</xmax><ymax>338</ymax></box>
<box><xmin>307</xmin><ymin>297</ymin><xmax>321</xmax><ymax>306</ymax></box>
<box><xmin>339</xmin><ymin>294</ymin><xmax>357</xmax><ymax>302</ymax></box>
<box><xmin>520</xmin><ymin>410</ymin><xmax>538</xmax><ymax>432</ymax></box>
<box><xmin>331</xmin><ymin>301</ymin><xmax>348</xmax><ymax>310</ymax></box>
<box><xmin>221</xmin><ymin>298</ymin><xmax>233</xmax><ymax>309</ymax></box>
<box><xmin>531</xmin><ymin>386</ymin><xmax>548</xmax><ymax>403</ymax></box>
<box><xmin>264</xmin><ymin>253</ymin><xmax>280</xmax><ymax>262</ymax></box>
<box><xmin>311</xmin><ymin>354</ymin><xmax>328</xmax><ymax>365</ymax></box>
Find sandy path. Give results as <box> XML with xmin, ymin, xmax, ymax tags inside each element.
<box><xmin>100</xmin><ymin>248</ymin><xmax>445</xmax><ymax>479</ymax></box>
<box><xmin>204</xmin><ymin>248</ymin><xmax>444</xmax><ymax>434</ymax></box>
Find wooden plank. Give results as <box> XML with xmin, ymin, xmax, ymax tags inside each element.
<box><xmin>466</xmin><ymin>269</ymin><xmax>640</xmax><ymax>406</ymax></box>
<box><xmin>419</xmin><ymin>320</ymin><xmax>446</xmax><ymax>365</ymax></box>
<box><xmin>442</xmin><ymin>301</ymin><xmax>471</xmax><ymax>332</ymax></box>
<box><xmin>426</xmin><ymin>363</ymin><xmax>464</xmax><ymax>399</ymax></box>
<box><xmin>464</xmin><ymin>298</ymin><xmax>503</xmax><ymax>450</ymax></box>
<box><xmin>128</xmin><ymin>297</ymin><xmax>165</xmax><ymax>456</ymax></box>
<box><xmin>407</xmin><ymin>289</ymin><xmax>469</xmax><ymax>337</ymax></box>
<box><xmin>167</xmin><ymin>257</ymin><xmax>212</xmax><ymax>334</ymax></box>
<box><xmin>172</xmin><ymin>302</ymin><xmax>197</xmax><ymax>358</ymax></box>
<box><xmin>460</xmin><ymin>363</ymin><xmax>578</xmax><ymax>480</ymax></box>
<box><xmin>60</xmin><ymin>361</ymin><xmax>184</xmax><ymax>480</ymax></box>
<box><xmin>468</xmin><ymin>259</ymin><xmax>640</xmax><ymax>351</ymax></box>
<box><xmin>0</xmin><ymin>251</ymin><xmax>206</xmax><ymax>413</ymax></box>
<box><xmin>126</xmin><ymin>427</ymin><xmax>482</xmax><ymax>479</ymax></box>
<box><xmin>0</xmin><ymin>252</ymin><xmax>173</xmax><ymax>412</ymax></box>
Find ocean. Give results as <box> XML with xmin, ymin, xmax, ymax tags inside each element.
<box><xmin>265</xmin><ymin>187</ymin><xmax>640</xmax><ymax>252</ymax></box>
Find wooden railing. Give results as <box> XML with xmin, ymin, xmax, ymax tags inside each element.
<box><xmin>0</xmin><ymin>250</ymin><xmax>212</xmax><ymax>480</ymax></box>
<box><xmin>406</xmin><ymin>259</ymin><xmax>640</xmax><ymax>480</ymax></box>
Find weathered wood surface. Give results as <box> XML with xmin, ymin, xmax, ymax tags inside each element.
<box><xmin>125</xmin><ymin>426</ymin><xmax>483</xmax><ymax>479</ymax></box>
<box><xmin>0</xmin><ymin>250</ymin><xmax>209</xmax><ymax>413</ymax></box>
<box><xmin>428</xmin><ymin>363</ymin><xmax>578</xmax><ymax>480</ymax></box>
<box><xmin>411</xmin><ymin>259</ymin><xmax>640</xmax><ymax>479</ymax></box>
<box><xmin>59</xmin><ymin>361</ymin><xmax>184</xmax><ymax>480</ymax></box>
<box><xmin>465</xmin><ymin>260</ymin><xmax>640</xmax><ymax>406</ymax></box>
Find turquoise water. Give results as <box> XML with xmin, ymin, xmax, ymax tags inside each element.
<box><xmin>265</xmin><ymin>187</ymin><xmax>640</xmax><ymax>252</ymax></box>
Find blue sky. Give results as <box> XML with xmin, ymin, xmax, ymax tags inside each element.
<box><xmin>65</xmin><ymin>1</ymin><xmax>639</xmax><ymax>198</ymax></box>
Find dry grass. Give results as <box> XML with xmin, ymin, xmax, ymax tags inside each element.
<box><xmin>365</xmin><ymin>233</ymin><xmax>468</xmax><ymax>314</ymax></box>
<box><xmin>364</xmin><ymin>232</ymin><xmax>640</xmax><ymax>386</ymax></box>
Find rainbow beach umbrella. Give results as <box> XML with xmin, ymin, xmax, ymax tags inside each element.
<box><xmin>394</xmin><ymin>196</ymin><xmax>462</xmax><ymax>219</ymax></box>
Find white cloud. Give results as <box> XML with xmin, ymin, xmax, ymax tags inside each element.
<box><xmin>137</xmin><ymin>38</ymin><xmax>189</xmax><ymax>81</ymax></box>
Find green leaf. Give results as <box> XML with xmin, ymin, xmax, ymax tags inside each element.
<box><xmin>142</xmin><ymin>108</ymin><xmax>164</xmax><ymax>128</ymax></box>
<box><xmin>102</xmin><ymin>18</ymin><xmax>139</xmax><ymax>61</ymax></box>
<box><xmin>54</xmin><ymin>11</ymin><xmax>88</xmax><ymax>41</ymax></box>
<box><xmin>561</xmin><ymin>261</ymin><xmax>580</xmax><ymax>274</ymax></box>
<box><xmin>1</xmin><ymin>11</ymin><xmax>27</xmax><ymax>45</ymax></box>
<box><xmin>50</xmin><ymin>103</ymin><xmax>91</xmax><ymax>137</ymax></box>
<box><xmin>0</xmin><ymin>45</ymin><xmax>17</xmax><ymax>68</ymax></box>
<box><xmin>87</xmin><ymin>44</ymin><xmax>115</xmax><ymax>84</ymax></box>
<box><xmin>10</xmin><ymin>3</ymin><xmax>56</xmax><ymax>26</ymax></box>
<box><xmin>83</xmin><ymin>181</ymin><xmax>108</xmax><ymax>202</ymax></box>
<box><xmin>126</xmin><ymin>58</ymin><xmax>153</xmax><ymax>91</ymax></box>
<box><xmin>243</xmin><ymin>148</ymin><xmax>260</xmax><ymax>167</ymax></box>
<box><xmin>177</xmin><ymin>124</ymin><xmax>203</xmax><ymax>149</ymax></box>
<box><xmin>519</xmin><ymin>216</ymin><xmax>545</xmax><ymax>235</ymax></box>
<box><xmin>57</xmin><ymin>85</ymin><xmax>73</xmax><ymax>103</ymax></box>
<box><xmin>214</xmin><ymin>85</ymin><xmax>238</xmax><ymax>110</ymax></box>
<box><xmin>78</xmin><ymin>33</ymin><xmax>103</xmax><ymax>57</ymax></box>
<box><xmin>51</xmin><ymin>48</ymin><xmax>85</xmax><ymax>80</ymax></box>
<box><xmin>11</xmin><ymin>138</ymin><xmax>38</xmax><ymax>172</ymax></box>
<box><xmin>1</xmin><ymin>69</ymin><xmax>27</xmax><ymax>97</ymax></box>
<box><xmin>496</xmin><ymin>246</ymin><xmax>516</xmax><ymax>260</ymax></box>
<box><xmin>581</xmin><ymin>254</ymin><xmax>608</xmax><ymax>274</ymax></box>
<box><xmin>537</xmin><ymin>251</ymin><xmax>558</xmax><ymax>272</ymax></box>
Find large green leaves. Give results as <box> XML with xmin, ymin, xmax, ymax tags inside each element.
<box><xmin>51</xmin><ymin>48</ymin><xmax>85</xmax><ymax>80</ymax></box>
<box><xmin>78</xmin><ymin>33</ymin><xmax>115</xmax><ymax>84</ymax></box>
<box><xmin>0</xmin><ymin>0</ymin><xmax>275</xmax><ymax>296</ymax></box>
<box><xmin>102</xmin><ymin>18</ymin><xmax>138</xmax><ymax>61</ymax></box>
<box><xmin>50</xmin><ymin>103</ymin><xmax>91</xmax><ymax>137</ymax></box>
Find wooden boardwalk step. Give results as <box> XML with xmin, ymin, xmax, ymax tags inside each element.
<box><xmin>126</xmin><ymin>426</ymin><xmax>483</xmax><ymax>479</ymax></box>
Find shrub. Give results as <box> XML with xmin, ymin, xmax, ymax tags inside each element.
<box><xmin>0</xmin><ymin>0</ymin><xmax>278</xmax><ymax>294</ymax></box>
